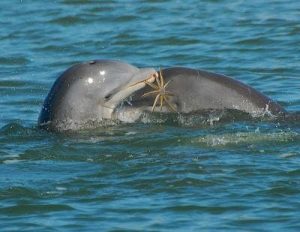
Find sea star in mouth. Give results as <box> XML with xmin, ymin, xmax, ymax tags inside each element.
<box><xmin>142</xmin><ymin>69</ymin><xmax>176</xmax><ymax>112</ymax></box>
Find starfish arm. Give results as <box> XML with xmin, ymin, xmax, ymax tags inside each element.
<box><xmin>164</xmin><ymin>80</ymin><xmax>172</xmax><ymax>88</ymax></box>
<box><xmin>142</xmin><ymin>90</ymin><xmax>160</xmax><ymax>97</ymax></box>
<box><xmin>145</xmin><ymin>82</ymin><xmax>159</xmax><ymax>90</ymax></box>
<box><xmin>164</xmin><ymin>96</ymin><xmax>177</xmax><ymax>112</ymax></box>
<box><xmin>155</xmin><ymin>76</ymin><xmax>162</xmax><ymax>88</ymax></box>
<box><xmin>159</xmin><ymin>68</ymin><xmax>164</xmax><ymax>87</ymax></box>
<box><xmin>151</xmin><ymin>94</ymin><xmax>160</xmax><ymax>112</ymax></box>
<box><xmin>160</xmin><ymin>95</ymin><xmax>164</xmax><ymax>110</ymax></box>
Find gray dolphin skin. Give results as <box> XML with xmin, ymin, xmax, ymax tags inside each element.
<box><xmin>132</xmin><ymin>67</ymin><xmax>286</xmax><ymax>115</ymax></box>
<box><xmin>38</xmin><ymin>60</ymin><xmax>156</xmax><ymax>131</ymax></box>
<box><xmin>38</xmin><ymin>61</ymin><xmax>286</xmax><ymax>131</ymax></box>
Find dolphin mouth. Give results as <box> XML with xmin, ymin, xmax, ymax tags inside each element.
<box><xmin>102</xmin><ymin>68</ymin><xmax>157</xmax><ymax>116</ymax></box>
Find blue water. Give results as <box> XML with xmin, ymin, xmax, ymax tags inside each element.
<box><xmin>1</xmin><ymin>0</ymin><xmax>300</xmax><ymax>231</ymax></box>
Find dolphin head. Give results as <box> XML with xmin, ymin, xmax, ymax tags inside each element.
<box><xmin>38</xmin><ymin>60</ymin><xmax>156</xmax><ymax>131</ymax></box>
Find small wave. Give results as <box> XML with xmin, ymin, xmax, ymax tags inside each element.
<box><xmin>0</xmin><ymin>80</ymin><xmax>27</xmax><ymax>88</ymax></box>
<box><xmin>234</xmin><ymin>37</ymin><xmax>275</xmax><ymax>46</ymax></box>
<box><xmin>135</xmin><ymin>109</ymin><xmax>257</xmax><ymax>127</ymax></box>
<box><xmin>49</xmin><ymin>16</ymin><xmax>88</xmax><ymax>26</ymax></box>
<box><xmin>62</xmin><ymin>0</ymin><xmax>94</xmax><ymax>5</ymax></box>
<box><xmin>0</xmin><ymin>57</ymin><xmax>30</xmax><ymax>66</ymax></box>
<box><xmin>282</xmin><ymin>112</ymin><xmax>300</xmax><ymax>123</ymax></box>
<box><xmin>193</xmin><ymin>131</ymin><xmax>298</xmax><ymax>147</ymax></box>
<box><xmin>114</xmin><ymin>15</ymin><xmax>139</xmax><ymax>23</ymax></box>
<box><xmin>0</xmin><ymin>122</ymin><xmax>36</xmax><ymax>136</ymax></box>
<box><xmin>39</xmin><ymin>119</ymin><xmax>121</xmax><ymax>132</ymax></box>
<box><xmin>0</xmin><ymin>122</ymin><xmax>28</xmax><ymax>135</ymax></box>
<box><xmin>0</xmin><ymin>204</ymin><xmax>74</xmax><ymax>216</ymax></box>
<box><xmin>2</xmin><ymin>159</ymin><xmax>24</xmax><ymax>164</ymax></box>
<box><xmin>152</xmin><ymin>36</ymin><xmax>200</xmax><ymax>46</ymax></box>
<box><xmin>280</xmin><ymin>152</ymin><xmax>299</xmax><ymax>158</ymax></box>
<box><xmin>33</xmin><ymin>44</ymin><xmax>73</xmax><ymax>53</ymax></box>
<box><xmin>39</xmin><ymin>109</ymin><xmax>300</xmax><ymax>132</ymax></box>
<box><xmin>137</xmin><ymin>109</ymin><xmax>300</xmax><ymax>128</ymax></box>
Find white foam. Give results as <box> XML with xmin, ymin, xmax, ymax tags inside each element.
<box><xmin>3</xmin><ymin>159</ymin><xmax>23</xmax><ymax>164</ymax></box>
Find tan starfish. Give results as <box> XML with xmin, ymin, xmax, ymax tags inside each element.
<box><xmin>142</xmin><ymin>69</ymin><xmax>176</xmax><ymax>112</ymax></box>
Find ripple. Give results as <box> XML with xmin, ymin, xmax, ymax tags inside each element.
<box><xmin>2</xmin><ymin>159</ymin><xmax>24</xmax><ymax>164</ymax></box>
<box><xmin>285</xmin><ymin>168</ymin><xmax>300</xmax><ymax>176</ymax></box>
<box><xmin>153</xmin><ymin>37</ymin><xmax>200</xmax><ymax>46</ymax></box>
<box><xmin>234</xmin><ymin>37</ymin><xmax>275</xmax><ymax>46</ymax></box>
<box><xmin>163</xmin><ymin>204</ymin><xmax>248</xmax><ymax>214</ymax></box>
<box><xmin>49</xmin><ymin>16</ymin><xmax>88</xmax><ymax>26</ymax></box>
<box><xmin>0</xmin><ymin>122</ymin><xmax>34</xmax><ymax>136</ymax></box>
<box><xmin>194</xmin><ymin>131</ymin><xmax>299</xmax><ymax>147</ymax></box>
<box><xmin>261</xmin><ymin>185</ymin><xmax>299</xmax><ymax>197</ymax></box>
<box><xmin>0</xmin><ymin>57</ymin><xmax>30</xmax><ymax>66</ymax></box>
<box><xmin>62</xmin><ymin>0</ymin><xmax>96</xmax><ymax>5</ymax></box>
<box><xmin>114</xmin><ymin>15</ymin><xmax>139</xmax><ymax>22</ymax></box>
<box><xmin>0</xmin><ymin>204</ymin><xmax>74</xmax><ymax>216</ymax></box>
<box><xmin>0</xmin><ymin>80</ymin><xmax>27</xmax><ymax>88</ymax></box>
<box><xmin>33</xmin><ymin>44</ymin><xmax>73</xmax><ymax>52</ymax></box>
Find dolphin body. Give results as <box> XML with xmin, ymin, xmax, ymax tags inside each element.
<box><xmin>38</xmin><ymin>60</ymin><xmax>285</xmax><ymax>131</ymax></box>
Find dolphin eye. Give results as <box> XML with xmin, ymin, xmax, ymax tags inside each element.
<box><xmin>104</xmin><ymin>93</ymin><xmax>112</xmax><ymax>101</ymax></box>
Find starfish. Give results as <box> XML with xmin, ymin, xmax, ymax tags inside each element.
<box><xmin>142</xmin><ymin>69</ymin><xmax>176</xmax><ymax>112</ymax></box>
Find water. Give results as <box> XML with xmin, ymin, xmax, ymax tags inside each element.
<box><xmin>0</xmin><ymin>0</ymin><xmax>299</xmax><ymax>231</ymax></box>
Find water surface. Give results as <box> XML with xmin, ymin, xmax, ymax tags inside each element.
<box><xmin>0</xmin><ymin>0</ymin><xmax>300</xmax><ymax>231</ymax></box>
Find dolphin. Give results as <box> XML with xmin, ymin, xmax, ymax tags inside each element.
<box><xmin>38</xmin><ymin>60</ymin><xmax>156</xmax><ymax>131</ymax></box>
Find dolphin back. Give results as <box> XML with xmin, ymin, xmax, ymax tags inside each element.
<box><xmin>162</xmin><ymin>67</ymin><xmax>286</xmax><ymax>115</ymax></box>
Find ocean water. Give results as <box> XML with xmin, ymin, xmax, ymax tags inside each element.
<box><xmin>0</xmin><ymin>0</ymin><xmax>300</xmax><ymax>231</ymax></box>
